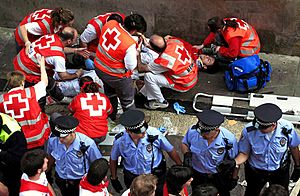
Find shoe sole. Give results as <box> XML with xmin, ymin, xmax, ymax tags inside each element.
<box><xmin>144</xmin><ymin>103</ymin><xmax>169</xmax><ymax>110</ymax></box>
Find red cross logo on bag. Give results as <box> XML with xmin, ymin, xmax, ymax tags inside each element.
<box><xmin>175</xmin><ymin>45</ymin><xmax>192</xmax><ymax>65</ymax></box>
<box><xmin>31</xmin><ymin>9</ymin><xmax>51</xmax><ymax>21</ymax></box>
<box><xmin>101</xmin><ymin>27</ymin><xmax>121</xmax><ymax>51</ymax></box>
<box><xmin>3</xmin><ymin>94</ymin><xmax>29</xmax><ymax>119</ymax></box>
<box><xmin>33</xmin><ymin>35</ymin><xmax>55</xmax><ymax>50</ymax></box>
<box><xmin>80</xmin><ymin>94</ymin><xmax>107</xmax><ymax>117</ymax></box>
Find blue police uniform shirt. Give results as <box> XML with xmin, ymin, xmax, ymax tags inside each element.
<box><xmin>110</xmin><ymin>127</ymin><xmax>174</xmax><ymax>175</ymax></box>
<box><xmin>238</xmin><ymin>119</ymin><xmax>300</xmax><ymax>171</ymax></box>
<box><xmin>182</xmin><ymin>127</ymin><xmax>238</xmax><ymax>174</ymax></box>
<box><xmin>47</xmin><ymin>132</ymin><xmax>102</xmax><ymax>180</ymax></box>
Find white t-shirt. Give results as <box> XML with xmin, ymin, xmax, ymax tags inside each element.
<box><xmin>9</xmin><ymin>81</ymin><xmax>46</xmax><ymax>101</ymax></box>
<box><xmin>80</xmin><ymin>24</ymin><xmax>97</xmax><ymax>44</ymax></box>
<box><xmin>19</xmin><ymin>172</ymin><xmax>49</xmax><ymax>196</ymax></box>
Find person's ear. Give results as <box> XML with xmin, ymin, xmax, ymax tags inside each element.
<box><xmin>37</xmin><ymin>168</ymin><xmax>42</xmax><ymax>174</ymax></box>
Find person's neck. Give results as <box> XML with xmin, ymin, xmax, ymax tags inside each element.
<box><xmin>207</xmin><ymin>130</ymin><xmax>220</xmax><ymax>145</ymax></box>
<box><xmin>28</xmin><ymin>173</ymin><xmax>41</xmax><ymax>181</ymax></box>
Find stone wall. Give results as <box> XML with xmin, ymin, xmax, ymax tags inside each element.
<box><xmin>1</xmin><ymin>0</ymin><xmax>300</xmax><ymax>55</ymax></box>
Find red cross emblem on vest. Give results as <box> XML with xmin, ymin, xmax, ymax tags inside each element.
<box><xmin>80</xmin><ymin>94</ymin><xmax>107</xmax><ymax>117</ymax></box>
<box><xmin>3</xmin><ymin>94</ymin><xmax>29</xmax><ymax>119</ymax></box>
<box><xmin>102</xmin><ymin>27</ymin><xmax>121</xmax><ymax>51</ymax></box>
<box><xmin>33</xmin><ymin>35</ymin><xmax>55</xmax><ymax>49</ymax></box>
<box><xmin>175</xmin><ymin>45</ymin><xmax>192</xmax><ymax>65</ymax></box>
<box><xmin>32</xmin><ymin>9</ymin><xmax>51</xmax><ymax>21</ymax></box>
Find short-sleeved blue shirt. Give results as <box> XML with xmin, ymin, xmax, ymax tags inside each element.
<box><xmin>110</xmin><ymin>127</ymin><xmax>174</xmax><ymax>175</ymax></box>
<box><xmin>182</xmin><ymin>127</ymin><xmax>238</xmax><ymax>174</ymax></box>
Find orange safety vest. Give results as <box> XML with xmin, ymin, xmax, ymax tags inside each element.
<box><xmin>15</xmin><ymin>9</ymin><xmax>53</xmax><ymax>47</ymax></box>
<box><xmin>0</xmin><ymin>87</ymin><xmax>50</xmax><ymax>149</ymax></box>
<box><xmin>223</xmin><ymin>18</ymin><xmax>260</xmax><ymax>57</ymax></box>
<box><xmin>13</xmin><ymin>34</ymin><xmax>65</xmax><ymax>84</ymax></box>
<box><xmin>87</xmin><ymin>12</ymin><xmax>125</xmax><ymax>53</ymax></box>
<box><xmin>94</xmin><ymin>20</ymin><xmax>136</xmax><ymax>78</ymax></box>
<box><xmin>154</xmin><ymin>38</ymin><xmax>198</xmax><ymax>92</ymax></box>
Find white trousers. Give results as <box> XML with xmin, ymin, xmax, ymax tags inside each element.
<box><xmin>140</xmin><ymin>72</ymin><xmax>173</xmax><ymax>102</ymax></box>
<box><xmin>55</xmin><ymin>69</ymin><xmax>104</xmax><ymax>97</ymax></box>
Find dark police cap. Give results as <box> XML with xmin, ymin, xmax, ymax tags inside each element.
<box><xmin>120</xmin><ymin>110</ymin><xmax>148</xmax><ymax>134</ymax></box>
<box><xmin>196</xmin><ymin>110</ymin><xmax>224</xmax><ymax>131</ymax></box>
<box><xmin>254</xmin><ymin>103</ymin><xmax>282</xmax><ymax>126</ymax></box>
<box><xmin>53</xmin><ymin>115</ymin><xmax>79</xmax><ymax>137</ymax></box>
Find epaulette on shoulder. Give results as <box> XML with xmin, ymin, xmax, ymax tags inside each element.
<box><xmin>246</xmin><ymin>126</ymin><xmax>256</xmax><ymax>132</ymax></box>
<box><xmin>115</xmin><ymin>132</ymin><xmax>124</xmax><ymax>140</ymax></box>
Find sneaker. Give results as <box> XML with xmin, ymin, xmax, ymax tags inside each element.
<box><xmin>144</xmin><ymin>100</ymin><xmax>169</xmax><ymax>110</ymax></box>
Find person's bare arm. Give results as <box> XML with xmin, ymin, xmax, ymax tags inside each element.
<box><xmin>291</xmin><ymin>146</ymin><xmax>300</xmax><ymax>166</ymax></box>
<box><xmin>20</xmin><ymin>25</ymin><xmax>31</xmax><ymax>55</ymax></box>
<box><xmin>234</xmin><ymin>152</ymin><xmax>250</xmax><ymax>166</ymax></box>
<box><xmin>110</xmin><ymin>158</ymin><xmax>118</xmax><ymax>179</ymax></box>
<box><xmin>181</xmin><ymin>143</ymin><xmax>190</xmax><ymax>154</ymax></box>
<box><xmin>57</xmin><ymin>69</ymin><xmax>84</xmax><ymax>81</ymax></box>
<box><xmin>64</xmin><ymin>47</ymin><xmax>90</xmax><ymax>59</ymax></box>
<box><xmin>0</xmin><ymin>182</ymin><xmax>8</xmax><ymax>196</ymax></box>
<box><xmin>167</xmin><ymin>148</ymin><xmax>182</xmax><ymax>165</ymax></box>
<box><xmin>137</xmin><ymin>53</ymin><xmax>150</xmax><ymax>73</ymax></box>
<box><xmin>37</xmin><ymin>55</ymin><xmax>48</xmax><ymax>86</ymax></box>
<box><xmin>48</xmin><ymin>183</ymin><xmax>56</xmax><ymax>196</ymax></box>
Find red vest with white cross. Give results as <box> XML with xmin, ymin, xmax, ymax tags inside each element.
<box><xmin>13</xmin><ymin>34</ymin><xmax>65</xmax><ymax>84</ymax></box>
<box><xmin>15</xmin><ymin>9</ymin><xmax>54</xmax><ymax>47</ymax></box>
<box><xmin>94</xmin><ymin>20</ymin><xmax>136</xmax><ymax>78</ymax></box>
<box><xmin>0</xmin><ymin>87</ymin><xmax>50</xmax><ymax>149</ymax></box>
<box><xmin>87</xmin><ymin>12</ymin><xmax>125</xmax><ymax>53</ymax></box>
<box><xmin>154</xmin><ymin>38</ymin><xmax>198</xmax><ymax>92</ymax></box>
<box><xmin>68</xmin><ymin>92</ymin><xmax>112</xmax><ymax>138</ymax></box>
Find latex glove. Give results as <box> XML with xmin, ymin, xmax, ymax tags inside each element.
<box><xmin>183</xmin><ymin>152</ymin><xmax>193</xmax><ymax>168</ymax></box>
<box><xmin>291</xmin><ymin>166</ymin><xmax>300</xmax><ymax>182</ymax></box>
<box><xmin>110</xmin><ymin>177</ymin><xmax>123</xmax><ymax>193</ymax></box>
<box><xmin>216</xmin><ymin>159</ymin><xmax>236</xmax><ymax>175</ymax></box>
<box><xmin>173</xmin><ymin>102</ymin><xmax>186</xmax><ymax>115</ymax></box>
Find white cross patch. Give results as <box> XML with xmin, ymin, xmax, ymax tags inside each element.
<box><xmin>80</xmin><ymin>94</ymin><xmax>106</xmax><ymax>117</ymax></box>
<box><xmin>102</xmin><ymin>27</ymin><xmax>121</xmax><ymax>51</ymax></box>
<box><xmin>32</xmin><ymin>9</ymin><xmax>51</xmax><ymax>20</ymax></box>
<box><xmin>32</xmin><ymin>35</ymin><xmax>55</xmax><ymax>50</ymax></box>
<box><xmin>4</xmin><ymin>94</ymin><xmax>29</xmax><ymax>119</ymax></box>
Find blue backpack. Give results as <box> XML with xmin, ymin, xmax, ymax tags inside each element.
<box><xmin>224</xmin><ymin>54</ymin><xmax>272</xmax><ymax>93</ymax></box>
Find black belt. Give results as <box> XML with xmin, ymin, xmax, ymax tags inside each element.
<box><xmin>55</xmin><ymin>172</ymin><xmax>81</xmax><ymax>185</ymax></box>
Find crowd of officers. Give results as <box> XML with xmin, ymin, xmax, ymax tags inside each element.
<box><xmin>0</xmin><ymin>6</ymin><xmax>298</xmax><ymax>196</ymax></box>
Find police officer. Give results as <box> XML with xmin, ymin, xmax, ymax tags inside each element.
<box><xmin>47</xmin><ymin>115</ymin><xmax>102</xmax><ymax>196</ymax></box>
<box><xmin>235</xmin><ymin>103</ymin><xmax>300</xmax><ymax>196</ymax></box>
<box><xmin>181</xmin><ymin>110</ymin><xmax>238</xmax><ymax>196</ymax></box>
<box><xmin>109</xmin><ymin>109</ymin><xmax>182</xmax><ymax>195</ymax></box>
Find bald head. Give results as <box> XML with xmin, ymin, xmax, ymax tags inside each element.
<box><xmin>59</xmin><ymin>26</ymin><xmax>78</xmax><ymax>46</ymax></box>
<box><xmin>149</xmin><ymin>34</ymin><xmax>167</xmax><ymax>53</ymax></box>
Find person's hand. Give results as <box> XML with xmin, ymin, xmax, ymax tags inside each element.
<box><xmin>136</xmin><ymin>32</ymin><xmax>149</xmax><ymax>47</ymax></box>
<box><xmin>291</xmin><ymin>166</ymin><xmax>300</xmax><ymax>182</ymax></box>
<box><xmin>75</xmin><ymin>68</ymin><xmax>84</xmax><ymax>78</ymax></box>
<box><xmin>36</xmin><ymin>54</ymin><xmax>45</xmax><ymax>68</ymax></box>
<box><xmin>183</xmin><ymin>152</ymin><xmax>193</xmax><ymax>167</ymax></box>
<box><xmin>25</xmin><ymin>41</ymin><xmax>31</xmax><ymax>56</ymax></box>
<box><xmin>110</xmin><ymin>177</ymin><xmax>123</xmax><ymax>193</ymax></box>
<box><xmin>193</xmin><ymin>44</ymin><xmax>204</xmax><ymax>50</ymax></box>
<box><xmin>216</xmin><ymin>159</ymin><xmax>236</xmax><ymax>175</ymax></box>
<box><xmin>75</xmin><ymin>48</ymin><xmax>90</xmax><ymax>59</ymax></box>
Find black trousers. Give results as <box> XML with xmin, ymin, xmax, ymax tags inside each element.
<box><xmin>55</xmin><ymin>173</ymin><xmax>81</xmax><ymax>196</ymax></box>
<box><xmin>244</xmin><ymin>163</ymin><xmax>289</xmax><ymax>196</ymax></box>
<box><xmin>191</xmin><ymin>169</ymin><xmax>230</xmax><ymax>196</ymax></box>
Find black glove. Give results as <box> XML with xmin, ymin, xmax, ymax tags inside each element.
<box><xmin>183</xmin><ymin>152</ymin><xmax>193</xmax><ymax>168</ymax></box>
<box><xmin>216</xmin><ymin>159</ymin><xmax>236</xmax><ymax>175</ymax></box>
<box><xmin>110</xmin><ymin>177</ymin><xmax>123</xmax><ymax>193</ymax></box>
<box><xmin>291</xmin><ymin>166</ymin><xmax>300</xmax><ymax>182</ymax></box>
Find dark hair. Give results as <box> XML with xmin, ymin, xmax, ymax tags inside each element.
<box><xmin>261</xmin><ymin>184</ymin><xmax>288</xmax><ymax>196</ymax></box>
<box><xmin>124</xmin><ymin>14</ymin><xmax>147</xmax><ymax>33</ymax></box>
<box><xmin>79</xmin><ymin>76</ymin><xmax>93</xmax><ymax>87</ymax></box>
<box><xmin>21</xmin><ymin>149</ymin><xmax>47</xmax><ymax>177</ymax></box>
<box><xmin>87</xmin><ymin>158</ymin><xmax>109</xmax><ymax>186</ymax></box>
<box><xmin>51</xmin><ymin>7</ymin><xmax>74</xmax><ymax>27</ymax></box>
<box><xmin>192</xmin><ymin>184</ymin><xmax>219</xmax><ymax>196</ymax></box>
<box><xmin>149</xmin><ymin>38</ymin><xmax>167</xmax><ymax>53</ymax></box>
<box><xmin>108</xmin><ymin>13</ymin><xmax>124</xmax><ymax>25</ymax></box>
<box><xmin>207</xmin><ymin>17</ymin><xmax>222</xmax><ymax>33</ymax></box>
<box><xmin>223</xmin><ymin>18</ymin><xmax>238</xmax><ymax>30</ymax></box>
<box><xmin>166</xmin><ymin>165</ymin><xmax>192</xmax><ymax>195</ymax></box>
